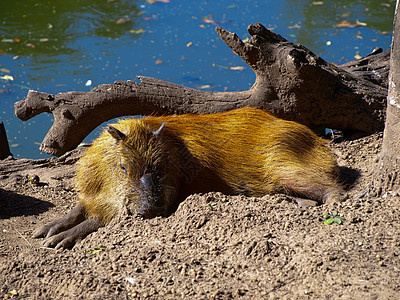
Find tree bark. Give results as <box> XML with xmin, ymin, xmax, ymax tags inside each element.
<box><xmin>14</xmin><ymin>23</ymin><xmax>389</xmax><ymax>157</ymax></box>
<box><xmin>371</xmin><ymin>0</ymin><xmax>400</xmax><ymax>196</ymax></box>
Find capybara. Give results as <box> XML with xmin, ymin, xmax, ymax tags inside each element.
<box><xmin>33</xmin><ymin>107</ymin><xmax>344</xmax><ymax>248</ymax></box>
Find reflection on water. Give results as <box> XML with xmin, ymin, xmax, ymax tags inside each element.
<box><xmin>288</xmin><ymin>0</ymin><xmax>395</xmax><ymax>60</ymax></box>
<box><xmin>0</xmin><ymin>0</ymin><xmax>395</xmax><ymax>158</ymax></box>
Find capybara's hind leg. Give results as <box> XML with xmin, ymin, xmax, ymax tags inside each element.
<box><xmin>283</xmin><ymin>179</ymin><xmax>346</xmax><ymax>206</ymax></box>
<box><xmin>322</xmin><ymin>187</ymin><xmax>347</xmax><ymax>204</ymax></box>
<box><xmin>292</xmin><ymin>198</ymin><xmax>318</xmax><ymax>208</ymax></box>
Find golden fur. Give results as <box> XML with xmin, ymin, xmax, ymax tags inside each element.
<box><xmin>75</xmin><ymin>107</ymin><xmax>343</xmax><ymax>224</ymax></box>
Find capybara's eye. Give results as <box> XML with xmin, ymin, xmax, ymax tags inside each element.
<box><xmin>119</xmin><ymin>161</ymin><xmax>127</xmax><ymax>174</ymax></box>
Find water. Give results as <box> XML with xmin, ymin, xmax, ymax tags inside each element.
<box><xmin>0</xmin><ymin>0</ymin><xmax>395</xmax><ymax>158</ymax></box>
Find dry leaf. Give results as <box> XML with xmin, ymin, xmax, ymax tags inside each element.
<box><xmin>130</xmin><ymin>28</ymin><xmax>145</xmax><ymax>34</ymax></box>
<box><xmin>356</xmin><ymin>20</ymin><xmax>367</xmax><ymax>26</ymax></box>
<box><xmin>155</xmin><ymin>60</ymin><xmax>163</xmax><ymax>64</ymax></box>
<box><xmin>336</xmin><ymin>20</ymin><xmax>359</xmax><ymax>28</ymax></box>
<box><xmin>202</xmin><ymin>16</ymin><xmax>216</xmax><ymax>25</ymax></box>
<box><xmin>197</xmin><ymin>84</ymin><xmax>211</xmax><ymax>90</ymax></box>
<box><xmin>229</xmin><ymin>66</ymin><xmax>245</xmax><ymax>71</ymax></box>
<box><xmin>116</xmin><ymin>17</ymin><xmax>130</xmax><ymax>24</ymax></box>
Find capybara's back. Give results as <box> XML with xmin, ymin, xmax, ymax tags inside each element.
<box><xmin>76</xmin><ymin>107</ymin><xmax>343</xmax><ymax>223</ymax></box>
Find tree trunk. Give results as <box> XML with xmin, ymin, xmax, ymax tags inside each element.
<box><xmin>14</xmin><ymin>23</ymin><xmax>389</xmax><ymax>157</ymax></box>
<box><xmin>371</xmin><ymin>0</ymin><xmax>400</xmax><ymax>196</ymax></box>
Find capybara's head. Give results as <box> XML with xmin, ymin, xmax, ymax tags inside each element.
<box><xmin>107</xmin><ymin>120</ymin><xmax>176</xmax><ymax>218</ymax></box>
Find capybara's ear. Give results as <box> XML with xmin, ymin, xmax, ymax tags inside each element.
<box><xmin>152</xmin><ymin>122</ymin><xmax>165</xmax><ymax>137</ymax></box>
<box><xmin>107</xmin><ymin>126</ymin><xmax>126</xmax><ymax>141</ymax></box>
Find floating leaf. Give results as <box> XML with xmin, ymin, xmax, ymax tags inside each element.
<box><xmin>212</xmin><ymin>63</ymin><xmax>245</xmax><ymax>71</ymax></box>
<box><xmin>288</xmin><ymin>24</ymin><xmax>301</xmax><ymax>29</ymax></box>
<box><xmin>197</xmin><ymin>84</ymin><xmax>211</xmax><ymax>89</ymax></box>
<box><xmin>157</xmin><ymin>0</ymin><xmax>170</xmax><ymax>2</ymax></box>
<box><xmin>313</xmin><ymin>1</ymin><xmax>324</xmax><ymax>4</ymax></box>
<box><xmin>145</xmin><ymin>0</ymin><xmax>156</xmax><ymax>3</ymax></box>
<box><xmin>130</xmin><ymin>28</ymin><xmax>145</xmax><ymax>34</ymax></box>
<box><xmin>1</xmin><ymin>39</ymin><xmax>16</xmax><ymax>43</ymax></box>
<box><xmin>0</xmin><ymin>75</ymin><xmax>14</xmax><ymax>81</ymax></box>
<box><xmin>186</xmin><ymin>42</ymin><xmax>193</xmax><ymax>47</ymax></box>
<box><xmin>202</xmin><ymin>16</ymin><xmax>216</xmax><ymax>25</ymax></box>
<box><xmin>26</xmin><ymin>43</ymin><xmax>36</xmax><ymax>48</ymax></box>
<box><xmin>0</xmin><ymin>68</ymin><xmax>11</xmax><ymax>73</ymax></box>
<box><xmin>212</xmin><ymin>63</ymin><xmax>227</xmax><ymax>69</ymax></box>
<box><xmin>155</xmin><ymin>59</ymin><xmax>163</xmax><ymax>64</ymax></box>
<box><xmin>356</xmin><ymin>20</ymin><xmax>367</xmax><ymax>26</ymax></box>
<box><xmin>336</xmin><ymin>20</ymin><xmax>359</xmax><ymax>28</ymax></box>
<box><xmin>229</xmin><ymin>66</ymin><xmax>245</xmax><ymax>71</ymax></box>
<box><xmin>116</xmin><ymin>17</ymin><xmax>130</xmax><ymax>24</ymax></box>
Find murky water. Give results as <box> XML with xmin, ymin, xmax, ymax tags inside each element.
<box><xmin>0</xmin><ymin>0</ymin><xmax>395</xmax><ymax>158</ymax></box>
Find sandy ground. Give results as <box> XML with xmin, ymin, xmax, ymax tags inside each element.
<box><xmin>1</xmin><ymin>132</ymin><xmax>400</xmax><ymax>299</ymax></box>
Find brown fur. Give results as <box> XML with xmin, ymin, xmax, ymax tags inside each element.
<box><xmin>75</xmin><ymin>107</ymin><xmax>343</xmax><ymax>225</ymax></box>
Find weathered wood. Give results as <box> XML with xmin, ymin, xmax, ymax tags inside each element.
<box><xmin>0</xmin><ymin>122</ymin><xmax>12</xmax><ymax>159</ymax></box>
<box><xmin>14</xmin><ymin>23</ymin><xmax>389</xmax><ymax>157</ymax></box>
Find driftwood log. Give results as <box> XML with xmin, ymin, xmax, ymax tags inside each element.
<box><xmin>14</xmin><ymin>23</ymin><xmax>389</xmax><ymax>157</ymax></box>
<box><xmin>0</xmin><ymin>122</ymin><xmax>12</xmax><ymax>160</ymax></box>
